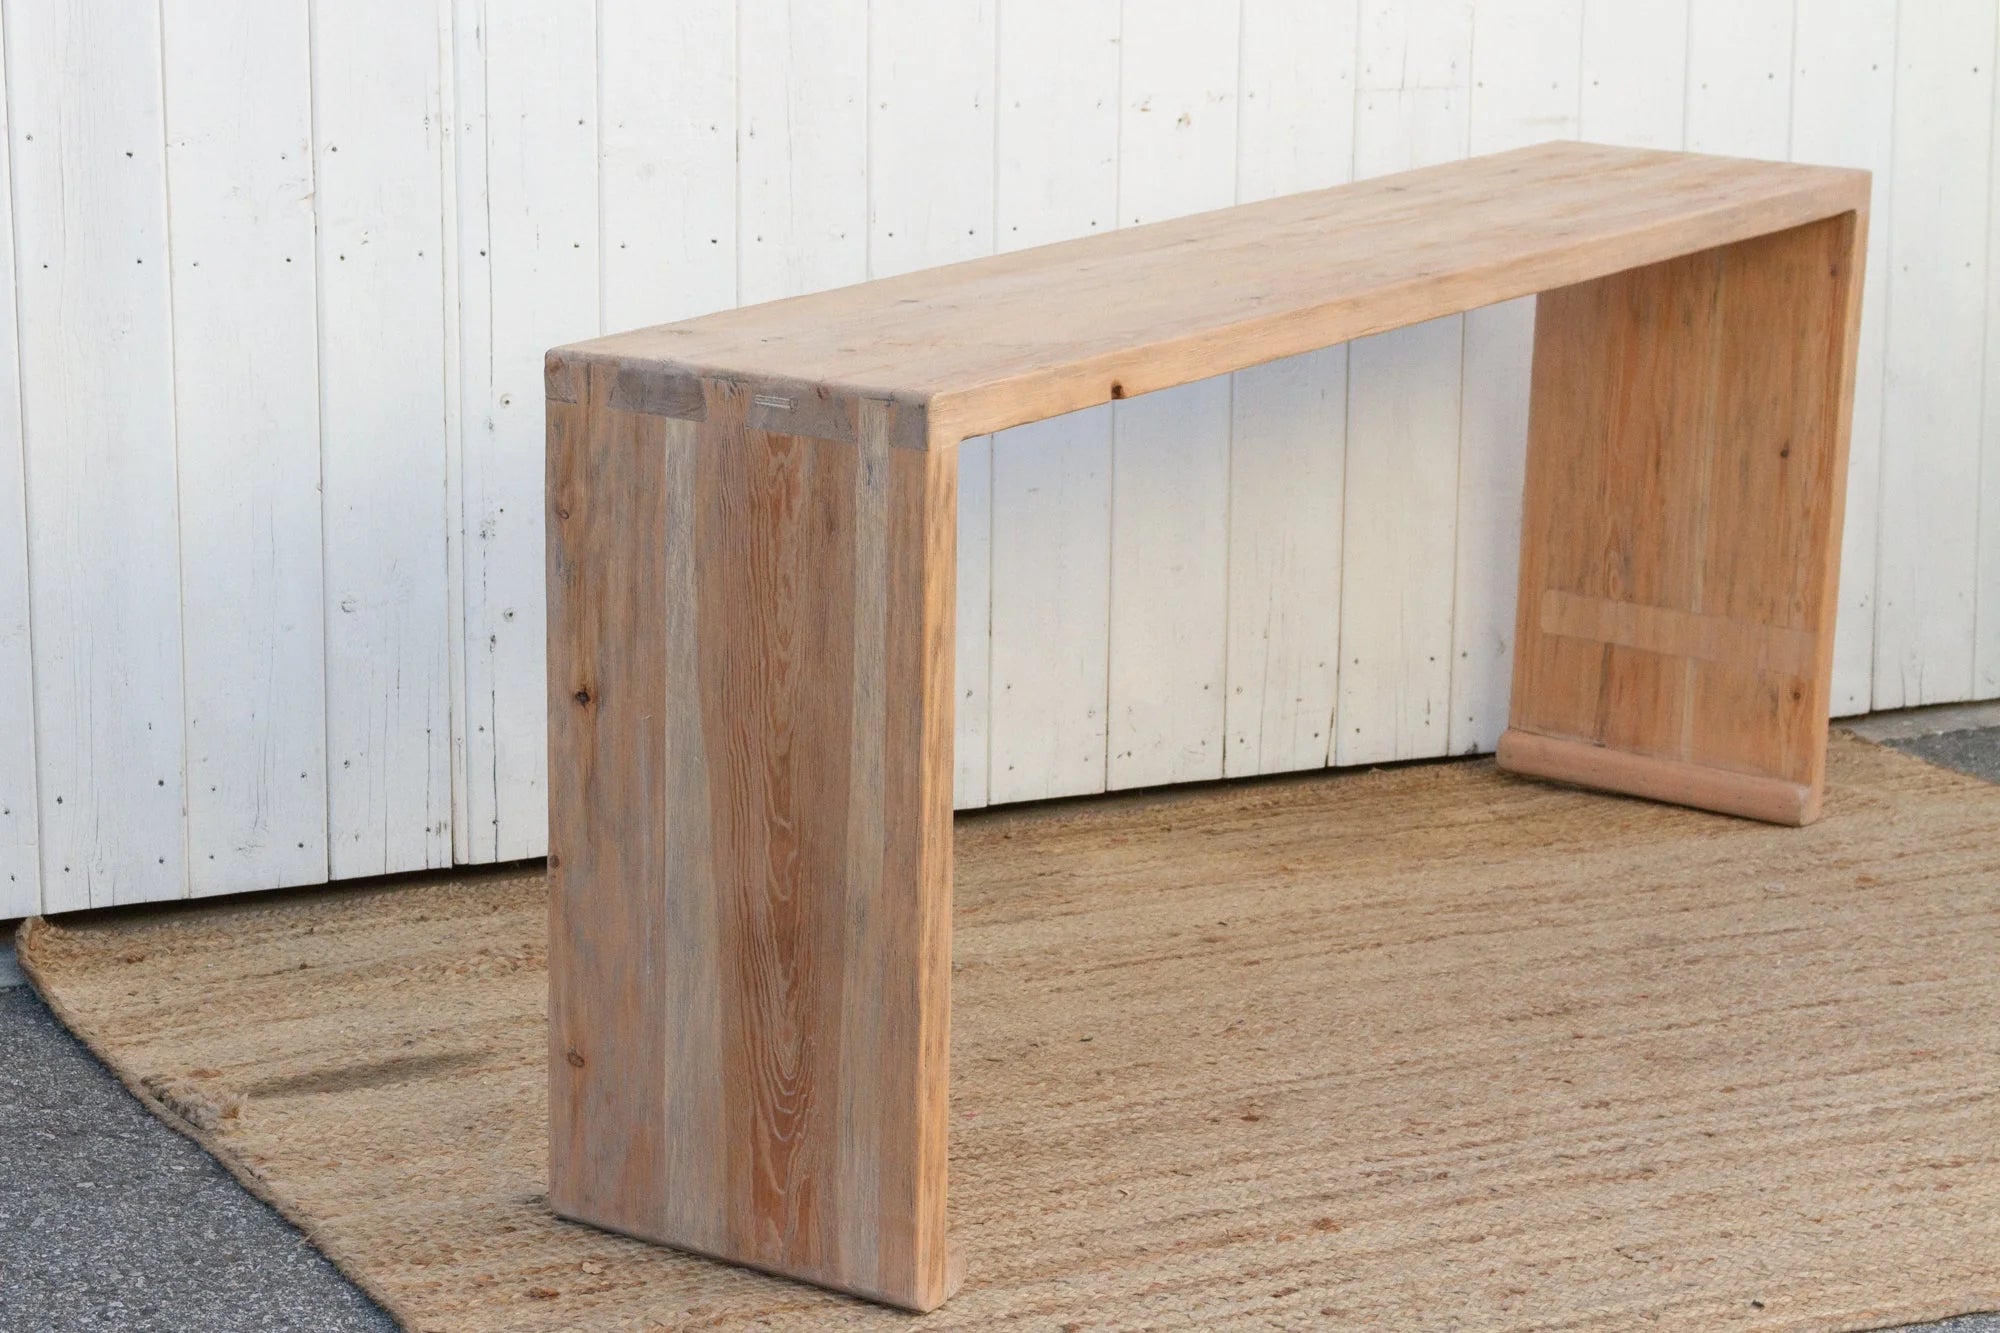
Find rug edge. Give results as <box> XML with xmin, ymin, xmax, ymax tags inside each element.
<box><xmin>15</xmin><ymin>917</ymin><xmax>425</xmax><ymax>1333</ymax></box>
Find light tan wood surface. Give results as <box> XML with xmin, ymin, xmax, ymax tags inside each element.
<box><xmin>1505</xmin><ymin>211</ymin><xmax>1864</xmax><ymax>824</ymax></box>
<box><xmin>547</xmin><ymin>143</ymin><xmax>1868</xmax><ymax>1309</ymax></box>
<box><xmin>547</xmin><ymin>364</ymin><xmax>957</xmax><ymax>1309</ymax></box>
<box><xmin>555</xmin><ymin>141</ymin><xmax>1866</xmax><ymax>444</ymax></box>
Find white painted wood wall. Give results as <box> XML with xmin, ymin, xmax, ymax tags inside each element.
<box><xmin>1</xmin><ymin>0</ymin><xmax>1995</xmax><ymax>916</ymax></box>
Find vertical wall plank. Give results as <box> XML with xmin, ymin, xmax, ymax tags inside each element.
<box><xmin>0</xmin><ymin>9</ymin><xmax>38</xmax><ymax>917</ymax></box>
<box><xmin>1235</xmin><ymin>0</ymin><xmax>1359</xmax><ymax>203</ymax></box>
<box><xmin>601</xmin><ymin>0</ymin><xmax>734</xmax><ymax>328</ymax></box>
<box><xmin>1109</xmin><ymin>379</ymin><xmax>1234</xmax><ymax>788</ymax></box>
<box><xmin>1337</xmin><ymin>0</ymin><xmax>1470</xmax><ymax>767</ymax></box>
<box><xmin>1224</xmin><ymin>0</ymin><xmax>1357</xmax><ymax>778</ymax></box>
<box><xmin>739</xmin><ymin>0</ymin><xmax>867</xmax><ymax>304</ymax></box>
<box><xmin>1225</xmin><ymin>351</ymin><xmax>1348</xmax><ymax>775</ymax></box>
<box><xmin>989</xmin><ymin>412</ymin><xmax>1112</xmax><ymax>802</ymax></box>
<box><xmin>994</xmin><ymin>0</ymin><xmax>1118</xmax><ymax>253</ymax></box>
<box><xmin>1876</xmin><ymin>0</ymin><xmax>1992</xmax><ymax>707</ymax></box>
<box><xmin>1449</xmin><ymin>0</ymin><xmax>1581</xmax><ymax>757</ymax></box>
<box><xmin>313</xmin><ymin>0</ymin><xmax>454</xmax><ymax>877</ymax></box>
<box><xmin>1579</xmin><ymin>0</ymin><xmax>1687</xmax><ymax>148</ymax></box>
<box><xmin>460</xmin><ymin>0</ymin><xmax>598</xmax><ymax>863</ymax></box>
<box><xmin>868</xmin><ymin>0</ymin><xmax>995</xmax><ymax>279</ymax></box>
<box><xmin>161</xmin><ymin>0</ymin><xmax>329</xmax><ymax>896</ymax></box>
<box><xmin>1685</xmin><ymin>0</ymin><xmax>1795</xmax><ymax>158</ymax></box>
<box><xmin>9</xmin><ymin>0</ymin><xmax>186</xmax><ymax>909</ymax></box>
<box><xmin>954</xmin><ymin>436</ymin><xmax>992</xmax><ymax>807</ymax></box>
<box><xmin>987</xmin><ymin>0</ymin><xmax>1118</xmax><ymax>804</ymax></box>
<box><xmin>1107</xmin><ymin>0</ymin><xmax>1239</xmax><ymax>790</ymax></box>
<box><xmin>1792</xmin><ymin>0</ymin><xmax>1895</xmax><ymax>714</ymax></box>
<box><xmin>870</xmin><ymin>0</ymin><xmax>997</xmax><ymax>806</ymax></box>
<box><xmin>1982</xmin><ymin>13</ymin><xmax>2000</xmax><ymax>701</ymax></box>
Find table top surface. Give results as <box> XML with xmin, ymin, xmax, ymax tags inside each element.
<box><xmin>560</xmin><ymin>141</ymin><xmax>1868</xmax><ymax>443</ymax></box>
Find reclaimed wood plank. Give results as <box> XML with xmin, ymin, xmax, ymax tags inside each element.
<box><xmin>1502</xmin><ymin>212</ymin><xmax>1864</xmax><ymax>823</ymax></box>
<box><xmin>547</xmin><ymin>361</ymin><xmax>957</xmax><ymax>1309</ymax></box>
<box><xmin>568</xmin><ymin>142</ymin><xmax>1869</xmax><ymax>445</ymax></box>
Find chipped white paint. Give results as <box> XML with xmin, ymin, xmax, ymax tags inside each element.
<box><xmin>0</xmin><ymin>0</ymin><xmax>1996</xmax><ymax>913</ymax></box>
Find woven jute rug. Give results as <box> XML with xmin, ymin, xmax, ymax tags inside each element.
<box><xmin>19</xmin><ymin>734</ymin><xmax>2000</xmax><ymax>1332</ymax></box>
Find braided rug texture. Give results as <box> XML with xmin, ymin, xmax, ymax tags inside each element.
<box><xmin>19</xmin><ymin>733</ymin><xmax>2000</xmax><ymax>1331</ymax></box>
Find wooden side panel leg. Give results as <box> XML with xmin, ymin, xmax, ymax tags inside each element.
<box><xmin>1502</xmin><ymin>212</ymin><xmax>1866</xmax><ymax>825</ymax></box>
<box><xmin>547</xmin><ymin>363</ymin><xmax>959</xmax><ymax>1310</ymax></box>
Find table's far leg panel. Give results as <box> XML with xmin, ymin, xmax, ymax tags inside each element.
<box><xmin>1501</xmin><ymin>211</ymin><xmax>1866</xmax><ymax>825</ymax></box>
<box><xmin>546</xmin><ymin>360</ymin><xmax>959</xmax><ymax>1311</ymax></box>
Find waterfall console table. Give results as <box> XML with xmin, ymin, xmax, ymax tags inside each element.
<box><xmin>544</xmin><ymin>141</ymin><xmax>1868</xmax><ymax>1310</ymax></box>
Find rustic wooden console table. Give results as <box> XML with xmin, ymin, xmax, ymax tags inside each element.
<box><xmin>544</xmin><ymin>141</ymin><xmax>1867</xmax><ymax>1310</ymax></box>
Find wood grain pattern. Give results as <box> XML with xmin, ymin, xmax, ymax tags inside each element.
<box><xmin>1503</xmin><ymin>212</ymin><xmax>1865</xmax><ymax>824</ymax></box>
<box><xmin>563</xmin><ymin>142</ymin><xmax>1868</xmax><ymax>445</ymax></box>
<box><xmin>549</xmin><ymin>145</ymin><xmax>1867</xmax><ymax>1311</ymax></box>
<box><xmin>1493</xmin><ymin>728</ymin><xmax>1812</xmax><ymax>825</ymax></box>
<box><xmin>547</xmin><ymin>360</ymin><xmax>956</xmax><ymax>1310</ymax></box>
<box><xmin>546</xmin><ymin>361</ymin><xmax>670</xmax><ymax>1241</ymax></box>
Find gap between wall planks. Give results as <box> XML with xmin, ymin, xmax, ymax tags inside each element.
<box><xmin>6</xmin><ymin>0</ymin><xmax>2000</xmax><ymax>912</ymax></box>
<box><xmin>0</xmin><ymin>4</ymin><xmax>38</xmax><ymax>921</ymax></box>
